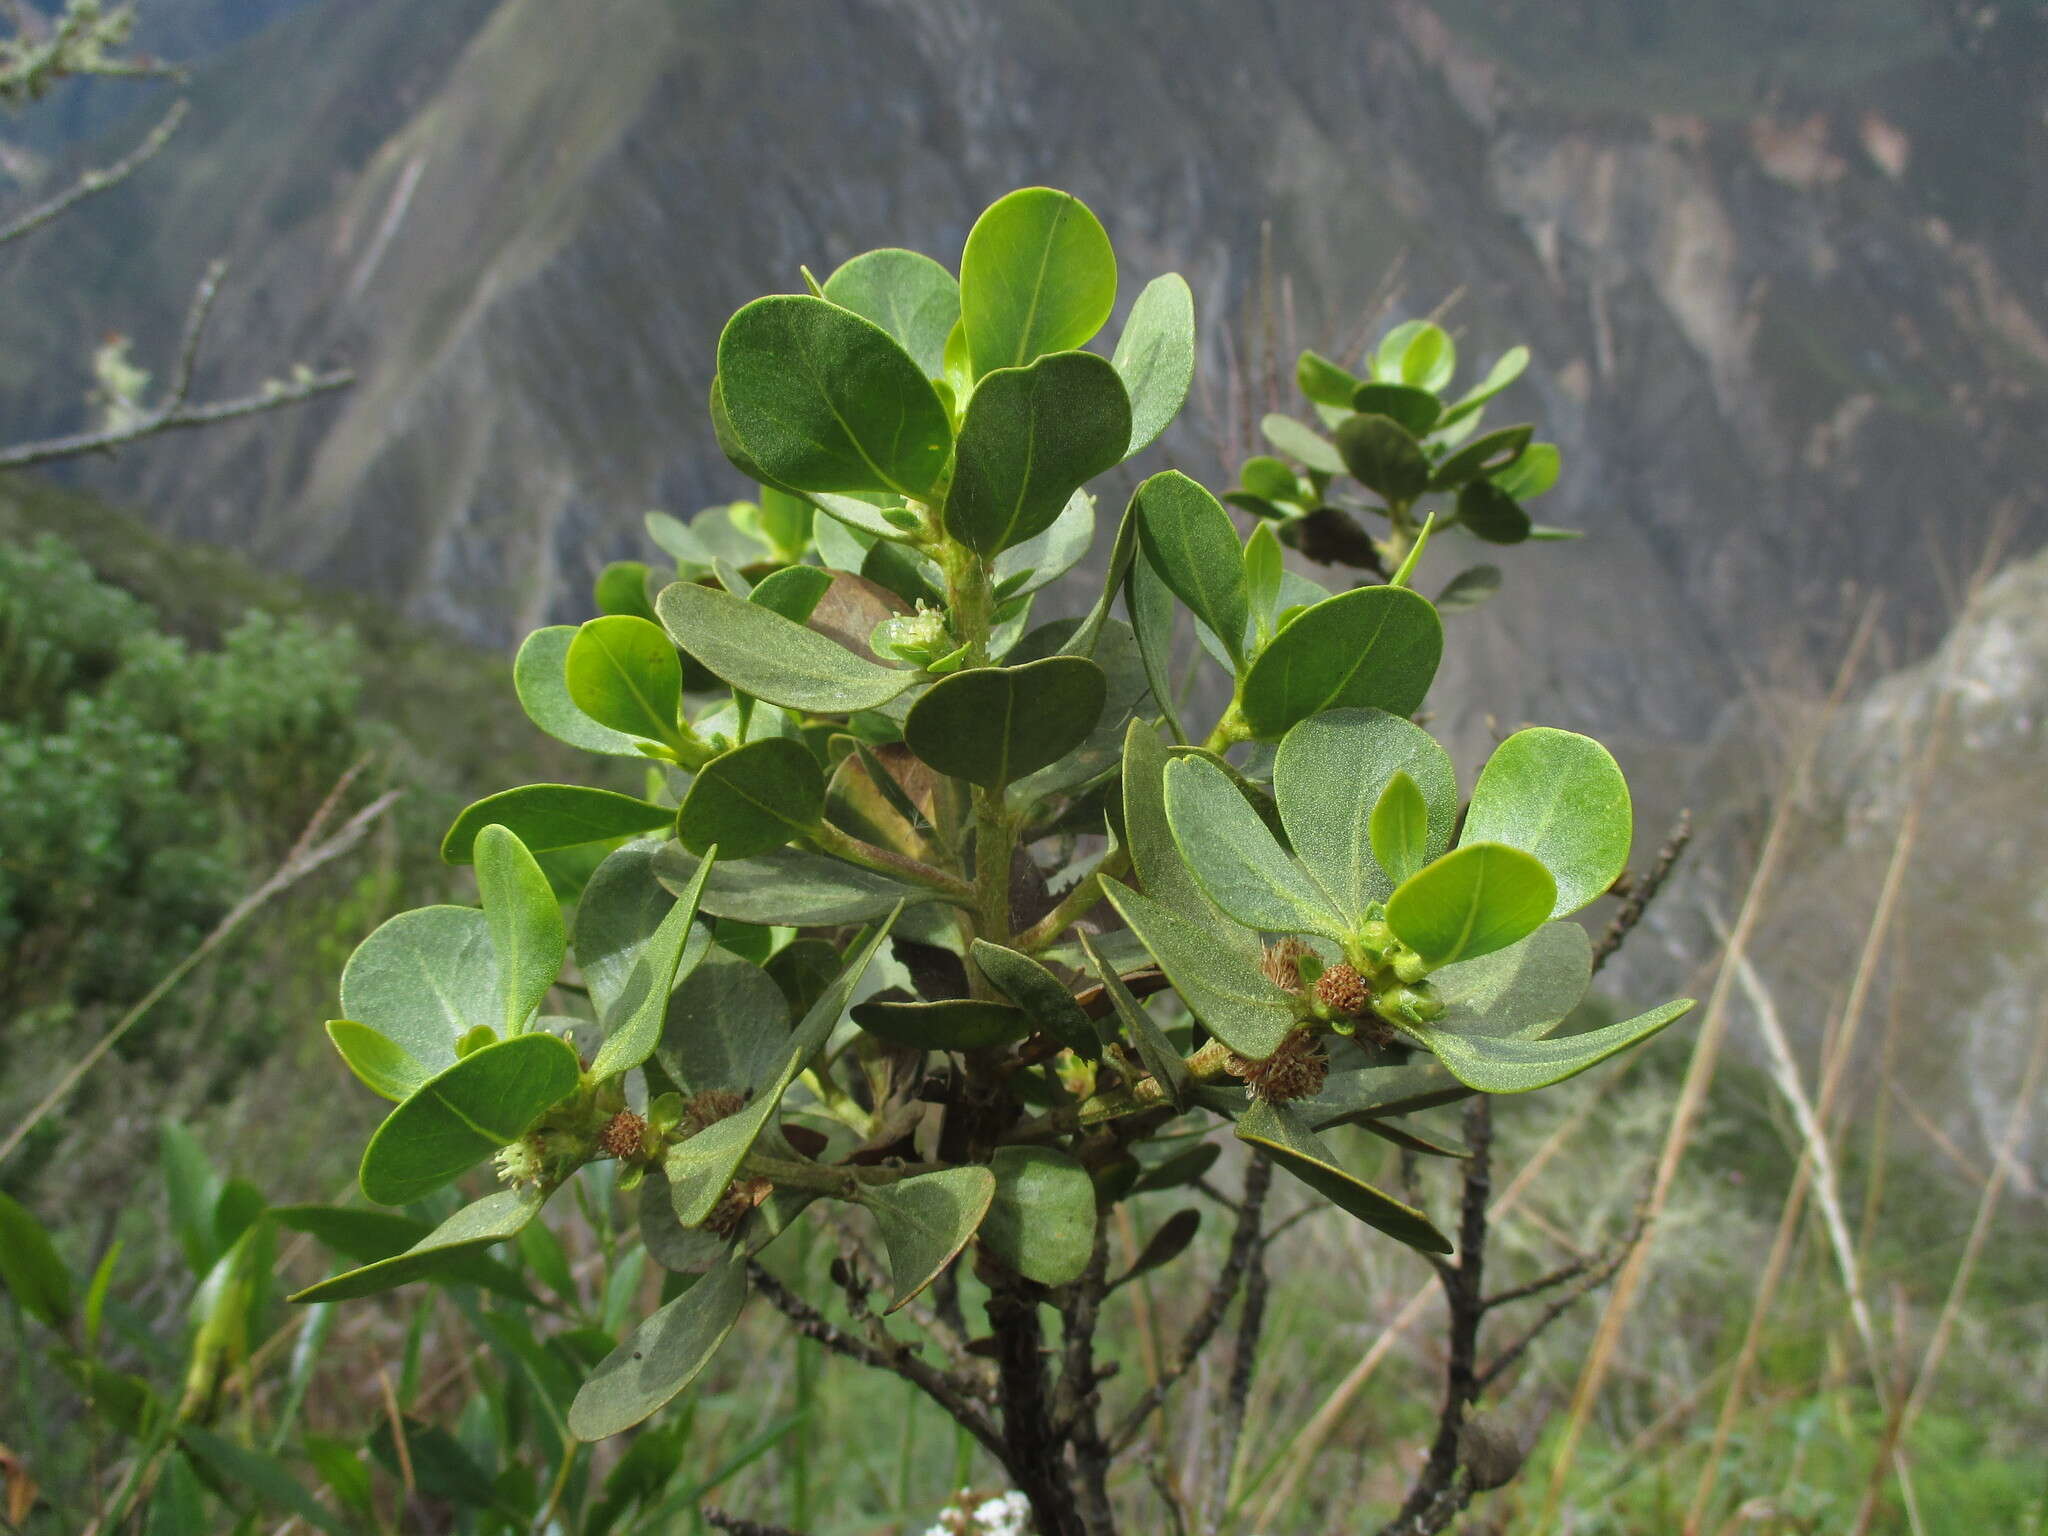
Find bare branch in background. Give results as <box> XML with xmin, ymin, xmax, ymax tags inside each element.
<box><xmin>1592</xmin><ymin>810</ymin><xmax>1692</xmax><ymax>973</ymax></box>
<box><xmin>0</xmin><ymin>96</ymin><xmax>185</xmax><ymax>246</ymax></box>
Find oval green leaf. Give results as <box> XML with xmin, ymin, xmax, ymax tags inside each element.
<box><xmin>1236</xmin><ymin>1099</ymin><xmax>1450</xmax><ymax>1253</ymax></box>
<box><xmin>569</xmin><ymin>1252</ymin><xmax>748</xmax><ymax>1439</ymax></box>
<box><xmin>288</xmin><ymin>1189</ymin><xmax>544</xmax><ymax>1303</ymax></box>
<box><xmin>325</xmin><ymin>1020</ymin><xmax>430</xmax><ymax>1102</ymax></box>
<box><xmin>959</xmin><ymin>187</ymin><xmax>1116</xmax><ymax>377</ymax></box>
<box><xmin>971</xmin><ymin>939</ymin><xmax>1097</xmax><ymax>1056</ymax></box>
<box><xmin>1461</xmin><ymin>728</ymin><xmax>1632</xmax><ymax>917</ymax></box>
<box><xmin>857</xmin><ymin>1166</ymin><xmax>996</xmax><ymax>1311</ymax></box>
<box><xmin>657</xmin><ymin>579</ymin><xmax>910</xmax><ymax>715</ymax></box>
<box><xmin>442</xmin><ymin>785</ymin><xmax>674</xmax><ymax>865</ymax></box>
<box><xmin>850</xmin><ymin>997</ymin><xmax>1030</xmax><ymax>1052</ymax></box>
<box><xmin>821</xmin><ymin>247</ymin><xmax>960</xmax><ymax>377</ymax></box>
<box><xmin>590</xmin><ymin>850</ymin><xmax>715</xmax><ymax>1079</ymax></box>
<box><xmin>1097</xmin><ymin>877</ymin><xmax>1294</xmax><ymax>1059</ymax></box>
<box><xmin>903</xmin><ymin>655</ymin><xmax>1106</xmax><ymax>789</ymax></box>
<box><xmin>1409</xmin><ymin>998</ymin><xmax>1694</xmax><ymax>1094</ymax></box>
<box><xmin>1163</xmin><ymin>754</ymin><xmax>1342</xmax><ymax>937</ymax></box>
<box><xmin>1112</xmin><ymin>272</ymin><xmax>1194</xmax><ymax>457</ymax></box>
<box><xmin>1131</xmin><ymin>470</ymin><xmax>1250</xmax><ymax>670</ymax></box>
<box><xmin>716</xmin><ymin>294</ymin><xmax>952</xmax><ymax>497</ymax></box>
<box><xmin>1240</xmin><ymin>587</ymin><xmax>1444</xmax><ymax>740</ymax></box>
<box><xmin>676</xmin><ymin>738</ymin><xmax>825</xmax><ymax>860</ymax></box>
<box><xmin>358</xmin><ymin>1034</ymin><xmax>582</xmax><ymax>1206</ymax></box>
<box><xmin>1260</xmin><ymin>413</ymin><xmax>1344</xmax><ymax>475</ymax></box>
<box><xmin>566</xmin><ymin>616</ymin><xmax>684</xmax><ymax>751</ymax></box>
<box><xmin>1385</xmin><ymin>842</ymin><xmax>1556</xmax><ymax>971</ymax></box>
<box><xmin>1432</xmin><ymin>921</ymin><xmax>1593</xmax><ymax>1041</ymax></box>
<box><xmin>513</xmin><ymin>626</ymin><xmax>649</xmax><ymax>757</ymax></box>
<box><xmin>983</xmin><ymin>1147</ymin><xmax>1096</xmax><ymax>1287</ymax></box>
<box><xmin>474</xmin><ymin>823</ymin><xmax>565</xmax><ymax>1035</ymax></box>
<box><xmin>340</xmin><ymin>905</ymin><xmax>502</xmax><ymax>1075</ymax></box>
<box><xmin>1336</xmin><ymin>413</ymin><xmax>1430</xmax><ymax>502</ymax></box>
<box><xmin>1368</xmin><ymin>772</ymin><xmax>1431</xmax><ymax>890</ymax></box>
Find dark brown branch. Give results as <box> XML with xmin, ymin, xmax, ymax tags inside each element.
<box><xmin>1592</xmin><ymin>811</ymin><xmax>1691</xmax><ymax>973</ymax></box>
<box><xmin>1475</xmin><ymin>1203</ymin><xmax>1649</xmax><ymax>1393</ymax></box>
<box><xmin>1210</xmin><ymin>1202</ymin><xmax>1271</xmax><ymax>1520</ymax></box>
<box><xmin>1109</xmin><ymin>1153</ymin><xmax>1272</xmax><ymax>1454</ymax></box>
<box><xmin>746</xmin><ymin>1262</ymin><xmax>1003</xmax><ymax>1459</ymax></box>
<box><xmin>0</xmin><ymin>98</ymin><xmax>186</xmax><ymax>247</ymax></box>
<box><xmin>1055</xmin><ymin>1219</ymin><xmax>1117</xmax><ymax>1531</ymax></box>
<box><xmin>987</xmin><ymin>1269</ymin><xmax>1084</xmax><ymax>1535</ymax></box>
<box><xmin>702</xmin><ymin>1512</ymin><xmax>809</xmax><ymax>1536</ymax></box>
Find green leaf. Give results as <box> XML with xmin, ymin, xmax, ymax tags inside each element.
<box><xmin>995</xmin><ymin>488</ymin><xmax>1096</xmax><ymax>598</ymax></box>
<box><xmin>1132</xmin><ymin>1141</ymin><xmax>1221</xmax><ymax>1192</ymax></box>
<box><xmin>1097</xmin><ymin>879</ymin><xmax>1294</xmax><ymax>1059</ymax></box>
<box><xmin>657</xmin><ymin>580</ymin><xmax>910</xmax><ymax>714</ymax></box>
<box><xmin>325</xmin><ymin>1020</ymin><xmax>429</xmax><ymax>1102</ymax></box>
<box><xmin>850</xmin><ymin>998</ymin><xmax>1030</xmax><ymax>1051</ymax></box>
<box><xmin>821</xmin><ymin>248</ymin><xmax>960</xmax><ymax>377</ymax></box>
<box><xmin>1438</xmin><ymin>346</ymin><xmax>1528</xmax><ymax>426</ymax></box>
<box><xmin>1368</xmin><ymin>772</ymin><xmax>1431</xmax><ymax>889</ymax></box>
<box><xmin>1432</xmin><ymin>921</ymin><xmax>1593</xmax><ymax>1040</ymax></box>
<box><xmin>1385</xmin><ymin>843</ymin><xmax>1556</xmax><ymax>971</ymax></box>
<box><xmin>1236</xmin><ymin>1100</ymin><xmax>1450</xmax><ymax>1253</ymax></box>
<box><xmin>595</xmin><ymin>561</ymin><xmax>660</xmax><ymax>623</ymax></box>
<box><xmin>983</xmin><ymin>1147</ymin><xmax>1096</xmax><ymax>1286</ymax></box>
<box><xmin>1163</xmin><ymin>755</ymin><xmax>1341</xmax><ymax>936</ymax></box>
<box><xmin>160</xmin><ymin>1123</ymin><xmax>219</xmax><ymax>1276</ymax></box>
<box><xmin>1491</xmin><ymin>441</ymin><xmax>1559</xmax><ymax>501</ymax></box>
<box><xmin>657</xmin><ymin>948</ymin><xmax>793</xmax><ymax>1097</ymax></box>
<box><xmin>1375</xmin><ymin>320</ymin><xmax>1455</xmax><ymax>392</ymax></box>
<box><xmin>146</xmin><ymin>1454</ymin><xmax>205</xmax><ymax>1536</ymax></box>
<box><xmin>1411</xmin><ymin>999</ymin><xmax>1695</xmax><ymax>1094</ymax></box>
<box><xmin>515</xmin><ymin>627</ymin><xmax>651</xmax><ymax>757</ymax></box>
<box><xmin>1112</xmin><ymin>272</ymin><xmax>1195</xmax><ymax>456</ymax></box>
<box><xmin>1462</xmin><ymin>728</ymin><xmax>1631</xmax><ymax>917</ymax></box>
<box><xmin>1239</xmin><ymin>456</ymin><xmax>1299</xmax><ymax>504</ymax></box>
<box><xmin>1457</xmin><ymin>480</ymin><xmax>1532</xmax><ymax>545</ymax></box>
<box><xmin>290</xmin><ymin>1188</ymin><xmax>545</xmax><ymax>1302</ymax></box>
<box><xmin>857</xmin><ymin>1166</ymin><xmax>996</xmax><ymax>1311</ymax></box>
<box><xmin>474</xmin><ymin>824</ymin><xmax>566</xmax><ymax>1035</ymax></box>
<box><xmin>654</xmin><ymin>842</ymin><xmax>936</xmax><ymax>925</ymax></box>
<box><xmin>959</xmin><ymin>187</ymin><xmax>1116</xmax><ymax>377</ymax></box>
<box><xmin>971</xmin><ymin>940</ymin><xmax>1097</xmax><ymax>1055</ymax></box>
<box><xmin>442</xmin><ymin>786</ymin><xmax>673</xmax><ymax>864</ymax></box>
<box><xmin>1132</xmin><ymin>471</ymin><xmax>1250</xmax><ymax>669</ymax></box>
<box><xmin>340</xmin><ymin>905</ymin><xmax>501</xmax><ymax>1075</ymax></box>
<box><xmin>1240</xmin><ymin>587</ymin><xmax>1443</xmax><ymax>739</ymax></box>
<box><xmin>1122</xmin><ymin>1208</ymin><xmax>1200</xmax><ymax>1279</ymax></box>
<box><xmin>270</xmin><ymin>1203</ymin><xmax>533</xmax><ymax>1302</ymax></box>
<box><xmin>590</xmin><ymin>853</ymin><xmax>714</xmax><ymax>1079</ymax></box>
<box><xmin>1260</xmin><ymin>413</ymin><xmax>1344</xmax><ymax>475</ymax></box>
<box><xmin>663</xmin><ymin>915</ymin><xmax>898</xmax><ymax>1226</ymax></box>
<box><xmin>1081</xmin><ymin>928</ymin><xmax>1192</xmax><ymax>1108</ymax></box>
<box><xmin>1127</xmin><ymin>542</ymin><xmax>1185</xmax><ymax>744</ymax></box>
<box><xmin>0</xmin><ymin>1192</ymin><xmax>72</xmax><ymax>1327</ymax></box>
<box><xmin>569</xmin><ymin>1253</ymin><xmax>748</xmax><ymax>1439</ymax></box>
<box><xmin>944</xmin><ymin>351</ymin><xmax>1130</xmax><ymax>556</ymax></box>
<box><xmin>566</xmin><ymin>616</ymin><xmax>685</xmax><ymax>751</ymax></box>
<box><xmin>1300</xmin><ymin>1059</ymin><xmax>1464</xmax><ymax>1130</ymax></box>
<box><xmin>576</xmin><ymin>842</ymin><xmax>685</xmax><ymax>1021</ymax></box>
<box><xmin>1431</xmin><ymin>425</ymin><xmax>1532</xmax><ymax>492</ymax></box>
<box><xmin>903</xmin><ymin>656</ymin><xmax>1106</xmax><ymax>789</ymax></box>
<box><xmin>1336</xmin><ymin>413</ymin><xmax>1431</xmax><ymax>502</ymax></box>
<box><xmin>1121</xmin><ymin>719</ymin><xmax>1251</xmax><ymax>940</ymax></box>
<box><xmin>177</xmin><ymin>1426</ymin><xmax>350</xmax><ymax>1535</ymax></box>
<box><xmin>358</xmin><ymin>1035</ymin><xmax>582</xmax><ymax>1206</ymax></box>
<box><xmin>1436</xmin><ymin>565</ymin><xmax>1502</xmax><ymax>612</ymax></box>
<box><xmin>1243</xmin><ymin>521</ymin><xmax>1285</xmax><ymax>642</ymax></box>
<box><xmin>1351</xmin><ymin>382</ymin><xmax>1443</xmax><ymax>436</ymax></box>
<box><xmin>677</xmin><ymin>738</ymin><xmax>824</xmax><ymax>859</ymax></box>
<box><xmin>1296</xmin><ymin>349</ymin><xmax>1363</xmax><ymax>408</ymax></box>
<box><xmin>715</xmin><ymin>295</ymin><xmax>952</xmax><ymax>497</ymax></box>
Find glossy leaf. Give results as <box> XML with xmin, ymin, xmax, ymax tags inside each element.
<box><xmin>0</xmin><ymin>1192</ymin><xmax>71</xmax><ymax>1327</ymax></box>
<box><xmin>1432</xmin><ymin>921</ymin><xmax>1593</xmax><ymax>1040</ymax></box>
<box><xmin>565</xmin><ymin>616</ymin><xmax>685</xmax><ymax>754</ymax></box>
<box><xmin>1431</xmin><ymin>425</ymin><xmax>1532</xmax><ymax>492</ymax></box>
<box><xmin>1239</xmin><ymin>586</ymin><xmax>1443</xmax><ymax>739</ymax></box>
<box><xmin>1491</xmin><ymin>441</ymin><xmax>1559</xmax><ymax>501</ymax></box>
<box><xmin>1385</xmin><ymin>843</ymin><xmax>1556</xmax><ymax>971</ymax></box>
<box><xmin>1351</xmin><ymin>382</ymin><xmax>1442</xmax><ymax>436</ymax></box>
<box><xmin>860</xmin><ymin>1166</ymin><xmax>996</xmax><ymax>1311</ymax></box>
<box><xmin>442</xmin><ymin>785</ymin><xmax>673</xmax><ymax>864</ymax></box>
<box><xmin>959</xmin><ymin>187</ymin><xmax>1116</xmax><ymax>377</ymax></box>
<box><xmin>474</xmin><ymin>823</ymin><xmax>565</xmax><ymax>1035</ymax></box>
<box><xmin>983</xmin><ymin>1147</ymin><xmax>1096</xmax><ymax>1286</ymax></box>
<box><xmin>663</xmin><ymin>915</ymin><xmax>898</xmax><ymax>1226</ymax></box>
<box><xmin>971</xmin><ymin>939</ymin><xmax>1097</xmax><ymax>1055</ymax></box>
<box><xmin>514</xmin><ymin>626</ymin><xmax>649</xmax><ymax>756</ymax></box>
<box><xmin>716</xmin><ymin>295</ymin><xmax>951</xmax><ymax>497</ymax></box>
<box><xmin>1260</xmin><ymin>413</ymin><xmax>1344</xmax><ymax>475</ymax></box>
<box><xmin>1368</xmin><ymin>772</ymin><xmax>1431</xmax><ymax>889</ymax></box>
<box><xmin>358</xmin><ymin>1034</ymin><xmax>581</xmax><ymax>1206</ymax></box>
<box><xmin>944</xmin><ymin>350</ymin><xmax>1130</xmax><ymax>556</ymax></box>
<box><xmin>272</xmin><ymin>1204</ymin><xmax>531</xmax><ymax>1300</ymax></box>
<box><xmin>657</xmin><ymin>579</ymin><xmax>910</xmax><ymax>714</ymax></box>
<box><xmin>850</xmin><ymin>998</ymin><xmax>1030</xmax><ymax>1051</ymax></box>
<box><xmin>1336</xmin><ymin>414</ymin><xmax>1431</xmax><ymax>503</ymax></box>
<box><xmin>1132</xmin><ymin>471</ymin><xmax>1250</xmax><ymax>668</ymax></box>
<box><xmin>590</xmin><ymin>851</ymin><xmax>713</xmax><ymax>1079</ymax></box>
<box><xmin>1112</xmin><ymin>272</ymin><xmax>1195</xmax><ymax>456</ymax></box>
<box><xmin>677</xmin><ymin>738</ymin><xmax>824</xmax><ymax>859</ymax></box>
<box><xmin>290</xmin><ymin>1188</ymin><xmax>545</xmax><ymax>1303</ymax></box>
<box><xmin>1462</xmin><ymin>728</ymin><xmax>1632</xmax><ymax>917</ymax></box>
<box><xmin>821</xmin><ymin>247</ymin><xmax>960</xmax><ymax>376</ymax></box>
<box><xmin>1243</xmin><ymin>521</ymin><xmax>1285</xmax><ymax>642</ymax></box>
<box><xmin>325</xmin><ymin>1019</ymin><xmax>428</xmax><ymax>1102</ymax></box>
<box><xmin>1296</xmin><ymin>349</ymin><xmax>1363</xmax><ymax>408</ymax></box>
<box><xmin>1163</xmin><ymin>754</ymin><xmax>1341</xmax><ymax>936</ymax></box>
<box><xmin>1411</xmin><ymin>999</ymin><xmax>1695</xmax><ymax>1093</ymax></box>
<box><xmin>903</xmin><ymin>656</ymin><xmax>1106</xmax><ymax>789</ymax></box>
<box><xmin>1097</xmin><ymin>878</ymin><xmax>1294</xmax><ymax>1059</ymax></box>
<box><xmin>569</xmin><ymin>1253</ymin><xmax>748</xmax><ymax>1439</ymax></box>
<box><xmin>1236</xmin><ymin>1099</ymin><xmax>1450</xmax><ymax>1253</ymax></box>
<box><xmin>340</xmin><ymin>905</ymin><xmax>501</xmax><ymax>1074</ymax></box>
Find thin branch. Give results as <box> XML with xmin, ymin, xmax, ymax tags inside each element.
<box><xmin>0</xmin><ymin>98</ymin><xmax>186</xmax><ymax>247</ymax></box>
<box><xmin>166</xmin><ymin>257</ymin><xmax>226</xmax><ymax>407</ymax></box>
<box><xmin>1209</xmin><ymin>1208</ymin><xmax>1271</xmax><ymax>1522</ymax></box>
<box><xmin>701</xmin><ymin>1512</ymin><xmax>810</xmax><ymax>1536</ymax></box>
<box><xmin>745</xmin><ymin>1262</ymin><xmax>1003</xmax><ymax>1459</ymax></box>
<box><xmin>1476</xmin><ymin>1202</ymin><xmax>1648</xmax><ymax>1392</ymax></box>
<box><xmin>0</xmin><ymin>365</ymin><xmax>354</xmax><ymax>472</ymax></box>
<box><xmin>1109</xmin><ymin>1154</ymin><xmax>1272</xmax><ymax>1454</ymax></box>
<box><xmin>1591</xmin><ymin>810</ymin><xmax>1691</xmax><ymax>974</ymax></box>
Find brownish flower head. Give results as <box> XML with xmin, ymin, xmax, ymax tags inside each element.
<box><xmin>703</xmin><ymin>1176</ymin><xmax>774</xmax><ymax>1236</ymax></box>
<box><xmin>683</xmin><ymin>1088</ymin><xmax>747</xmax><ymax>1135</ymax></box>
<box><xmin>1259</xmin><ymin>937</ymin><xmax>1313</xmax><ymax>993</ymax></box>
<box><xmin>1315</xmin><ymin>962</ymin><xmax>1372</xmax><ymax>1016</ymax></box>
<box><xmin>597</xmin><ymin>1110</ymin><xmax>646</xmax><ymax>1161</ymax></box>
<box><xmin>1223</xmin><ymin>1027</ymin><xmax>1329</xmax><ymax>1103</ymax></box>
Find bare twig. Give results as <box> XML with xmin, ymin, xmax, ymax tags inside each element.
<box><xmin>0</xmin><ymin>773</ymin><xmax>399</xmax><ymax>1167</ymax></box>
<box><xmin>702</xmin><ymin>1511</ymin><xmax>810</xmax><ymax>1536</ymax></box>
<box><xmin>1591</xmin><ymin>811</ymin><xmax>1691</xmax><ymax>973</ymax></box>
<box><xmin>0</xmin><ymin>98</ymin><xmax>186</xmax><ymax>247</ymax></box>
<box><xmin>1109</xmin><ymin>1154</ymin><xmax>1272</xmax><ymax>1454</ymax></box>
<box><xmin>1476</xmin><ymin>1201</ymin><xmax>1648</xmax><ymax>1392</ymax></box>
<box><xmin>1208</xmin><ymin>1203</ymin><xmax>1271</xmax><ymax>1525</ymax></box>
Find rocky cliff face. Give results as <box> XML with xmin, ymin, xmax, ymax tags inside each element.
<box><xmin>3</xmin><ymin>0</ymin><xmax>2044</xmax><ymax>753</ymax></box>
